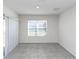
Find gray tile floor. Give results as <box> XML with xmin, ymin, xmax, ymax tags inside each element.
<box><xmin>4</xmin><ymin>43</ymin><xmax>76</xmax><ymax>59</ymax></box>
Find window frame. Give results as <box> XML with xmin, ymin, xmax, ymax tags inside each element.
<box><xmin>28</xmin><ymin>20</ymin><xmax>47</xmax><ymax>36</ymax></box>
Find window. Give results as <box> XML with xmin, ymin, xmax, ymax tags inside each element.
<box><xmin>28</xmin><ymin>20</ymin><xmax>47</xmax><ymax>36</ymax></box>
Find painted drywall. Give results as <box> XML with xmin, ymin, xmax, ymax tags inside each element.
<box><xmin>3</xmin><ymin>5</ymin><xmax>19</xmax><ymax>56</ymax></box>
<box><xmin>59</xmin><ymin>6</ymin><xmax>76</xmax><ymax>56</ymax></box>
<box><xmin>19</xmin><ymin>15</ymin><xmax>58</xmax><ymax>43</ymax></box>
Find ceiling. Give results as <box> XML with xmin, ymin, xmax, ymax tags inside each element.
<box><xmin>4</xmin><ymin>0</ymin><xmax>76</xmax><ymax>15</ymax></box>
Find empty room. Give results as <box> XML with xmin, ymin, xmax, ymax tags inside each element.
<box><xmin>3</xmin><ymin>0</ymin><xmax>76</xmax><ymax>59</ymax></box>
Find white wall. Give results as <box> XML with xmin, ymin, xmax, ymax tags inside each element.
<box><xmin>3</xmin><ymin>5</ymin><xmax>19</xmax><ymax>56</ymax></box>
<box><xmin>59</xmin><ymin>6</ymin><xmax>76</xmax><ymax>56</ymax></box>
<box><xmin>19</xmin><ymin>15</ymin><xmax>58</xmax><ymax>43</ymax></box>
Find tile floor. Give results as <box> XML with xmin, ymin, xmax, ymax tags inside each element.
<box><xmin>4</xmin><ymin>43</ymin><xmax>76</xmax><ymax>59</ymax></box>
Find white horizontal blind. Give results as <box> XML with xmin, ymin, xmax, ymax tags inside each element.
<box><xmin>28</xmin><ymin>20</ymin><xmax>47</xmax><ymax>36</ymax></box>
